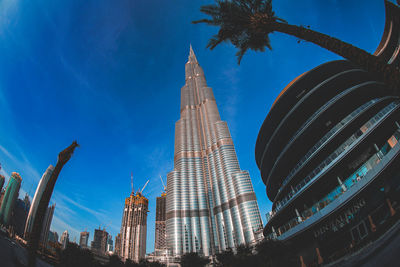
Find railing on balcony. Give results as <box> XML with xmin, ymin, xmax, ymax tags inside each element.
<box><xmin>265</xmin><ymin>129</ymin><xmax>400</xmax><ymax>238</ymax></box>
<box><xmin>281</xmin><ymin>98</ymin><xmax>380</xmax><ymax>190</ymax></box>
<box><xmin>272</xmin><ymin>102</ymin><xmax>398</xmax><ymax>215</ymax></box>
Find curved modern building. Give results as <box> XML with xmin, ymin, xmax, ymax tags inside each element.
<box><xmin>166</xmin><ymin>46</ymin><xmax>263</xmax><ymax>256</ymax></box>
<box><xmin>256</xmin><ymin>1</ymin><xmax>400</xmax><ymax>266</ymax></box>
<box><xmin>24</xmin><ymin>165</ymin><xmax>54</xmax><ymax>239</ymax></box>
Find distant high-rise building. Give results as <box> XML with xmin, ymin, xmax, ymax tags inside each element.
<box><xmin>0</xmin><ymin>175</ymin><xmax>5</xmax><ymax>192</ymax></box>
<box><xmin>54</xmin><ymin>231</ymin><xmax>59</xmax><ymax>243</ymax></box>
<box><xmin>107</xmin><ymin>234</ymin><xmax>113</xmax><ymax>253</ymax></box>
<box><xmin>0</xmin><ymin>172</ymin><xmax>22</xmax><ymax>226</ymax></box>
<box><xmin>120</xmin><ymin>191</ymin><xmax>148</xmax><ymax>262</ymax></box>
<box><xmin>60</xmin><ymin>230</ymin><xmax>69</xmax><ymax>250</ymax></box>
<box><xmin>155</xmin><ymin>192</ymin><xmax>166</xmax><ymax>250</ymax></box>
<box><xmin>79</xmin><ymin>231</ymin><xmax>90</xmax><ymax>249</ymax></box>
<box><xmin>23</xmin><ymin>193</ymin><xmax>30</xmax><ymax>209</ymax></box>
<box><xmin>114</xmin><ymin>233</ymin><xmax>122</xmax><ymax>257</ymax></box>
<box><xmin>24</xmin><ymin>165</ymin><xmax>54</xmax><ymax>239</ymax></box>
<box><xmin>47</xmin><ymin>231</ymin><xmax>59</xmax><ymax>251</ymax></box>
<box><xmin>48</xmin><ymin>231</ymin><xmax>59</xmax><ymax>244</ymax></box>
<box><xmin>39</xmin><ymin>204</ymin><xmax>55</xmax><ymax>247</ymax></box>
<box><xmin>11</xmin><ymin>194</ymin><xmax>30</xmax><ymax>236</ymax></box>
<box><xmin>91</xmin><ymin>227</ymin><xmax>109</xmax><ymax>255</ymax></box>
<box><xmin>166</xmin><ymin>47</ymin><xmax>263</xmax><ymax>256</ymax></box>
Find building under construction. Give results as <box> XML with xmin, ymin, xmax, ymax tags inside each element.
<box><xmin>91</xmin><ymin>227</ymin><xmax>109</xmax><ymax>255</ymax></box>
<box><xmin>155</xmin><ymin>192</ymin><xmax>166</xmax><ymax>250</ymax></box>
<box><xmin>79</xmin><ymin>230</ymin><xmax>89</xmax><ymax>249</ymax></box>
<box><xmin>114</xmin><ymin>233</ymin><xmax>122</xmax><ymax>256</ymax></box>
<box><xmin>119</xmin><ymin>180</ymin><xmax>149</xmax><ymax>262</ymax></box>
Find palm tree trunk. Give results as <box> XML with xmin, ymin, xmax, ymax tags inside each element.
<box><xmin>269</xmin><ymin>21</ymin><xmax>400</xmax><ymax>92</ymax></box>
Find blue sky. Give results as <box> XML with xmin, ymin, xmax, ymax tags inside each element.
<box><xmin>0</xmin><ymin>0</ymin><xmax>387</xmax><ymax>253</ymax></box>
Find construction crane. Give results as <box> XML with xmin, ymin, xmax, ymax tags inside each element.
<box><xmin>131</xmin><ymin>172</ymin><xmax>134</xmax><ymax>193</ymax></box>
<box><xmin>139</xmin><ymin>180</ymin><xmax>149</xmax><ymax>194</ymax></box>
<box><xmin>103</xmin><ymin>221</ymin><xmax>112</xmax><ymax>232</ymax></box>
<box><xmin>160</xmin><ymin>175</ymin><xmax>166</xmax><ymax>192</ymax></box>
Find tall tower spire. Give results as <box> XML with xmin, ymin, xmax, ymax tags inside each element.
<box><xmin>166</xmin><ymin>47</ymin><xmax>263</xmax><ymax>257</ymax></box>
<box><xmin>188</xmin><ymin>44</ymin><xmax>198</xmax><ymax>63</ymax></box>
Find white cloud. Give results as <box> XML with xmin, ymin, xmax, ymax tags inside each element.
<box><xmin>57</xmin><ymin>192</ymin><xmax>104</xmax><ymax>220</ymax></box>
<box><xmin>0</xmin><ymin>145</ymin><xmax>17</xmax><ymax>163</ymax></box>
<box><xmin>221</xmin><ymin>66</ymin><xmax>241</xmax><ymax>135</ymax></box>
<box><xmin>0</xmin><ymin>0</ymin><xmax>19</xmax><ymax>34</ymax></box>
<box><xmin>51</xmin><ymin>215</ymin><xmax>81</xmax><ymax>241</ymax></box>
<box><xmin>0</xmin><ymin>144</ymin><xmax>41</xmax><ymax>185</ymax></box>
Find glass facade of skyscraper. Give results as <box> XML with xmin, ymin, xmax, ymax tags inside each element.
<box><xmin>166</xmin><ymin>47</ymin><xmax>263</xmax><ymax>256</ymax></box>
<box><xmin>24</xmin><ymin>165</ymin><xmax>54</xmax><ymax>239</ymax></box>
<box><xmin>0</xmin><ymin>172</ymin><xmax>22</xmax><ymax>226</ymax></box>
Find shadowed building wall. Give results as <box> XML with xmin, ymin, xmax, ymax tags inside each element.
<box><xmin>91</xmin><ymin>228</ymin><xmax>109</xmax><ymax>255</ymax></box>
<box><xmin>11</xmin><ymin>194</ymin><xmax>30</xmax><ymax>237</ymax></box>
<box><xmin>39</xmin><ymin>204</ymin><xmax>55</xmax><ymax>248</ymax></box>
<box><xmin>115</xmin><ymin>233</ymin><xmax>122</xmax><ymax>257</ymax></box>
<box><xmin>0</xmin><ymin>175</ymin><xmax>4</xmax><ymax>193</ymax></box>
<box><xmin>155</xmin><ymin>192</ymin><xmax>166</xmax><ymax>250</ymax></box>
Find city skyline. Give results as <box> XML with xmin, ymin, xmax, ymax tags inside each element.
<box><xmin>0</xmin><ymin>0</ymin><xmax>386</xmax><ymax>254</ymax></box>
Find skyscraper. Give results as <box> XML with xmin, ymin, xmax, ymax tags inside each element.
<box><xmin>79</xmin><ymin>231</ymin><xmax>90</xmax><ymax>249</ymax></box>
<box><xmin>40</xmin><ymin>204</ymin><xmax>55</xmax><ymax>247</ymax></box>
<box><xmin>107</xmin><ymin>234</ymin><xmax>114</xmax><ymax>254</ymax></box>
<box><xmin>119</xmin><ymin>191</ymin><xmax>148</xmax><ymax>262</ymax></box>
<box><xmin>11</xmin><ymin>194</ymin><xmax>30</xmax><ymax>237</ymax></box>
<box><xmin>166</xmin><ymin>47</ymin><xmax>263</xmax><ymax>256</ymax></box>
<box><xmin>60</xmin><ymin>230</ymin><xmax>69</xmax><ymax>250</ymax></box>
<box><xmin>48</xmin><ymin>231</ymin><xmax>59</xmax><ymax>244</ymax></box>
<box><xmin>0</xmin><ymin>172</ymin><xmax>22</xmax><ymax>226</ymax></box>
<box><xmin>155</xmin><ymin>192</ymin><xmax>166</xmax><ymax>250</ymax></box>
<box><xmin>115</xmin><ymin>233</ymin><xmax>122</xmax><ymax>257</ymax></box>
<box><xmin>24</xmin><ymin>165</ymin><xmax>54</xmax><ymax>239</ymax></box>
<box><xmin>91</xmin><ymin>227</ymin><xmax>109</xmax><ymax>255</ymax></box>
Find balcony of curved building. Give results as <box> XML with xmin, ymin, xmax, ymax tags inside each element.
<box><xmin>259</xmin><ymin>73</ymin><xmax>380</xmax><ymax>192</ymax></box>
<box><xmin>266</xmin><ymin>105</ymin><xmax>400</xmax><ymax>226</ymax></box>
<box><xmin>259</xmin><ymin>69</ymin><xmax>374</xmax><ymax>184</ymax></box>
<box><xmin>255</xmin><ymin>60</ymin><xmax>358</xmax><ymax>169</ymax></box>
<box><xmin>374</xmin><ymin>0</ymin><xmax>400</xmax><ymax>66</ymax></box>
<box><xmin>263</xmin><ymin>82</ymin><xmax>391</xmax><ymax>200</ymax></box>
<box><xmin>272</xmin><ymin>97</ymin><xmax>397</xmax><ymax>205</ymax></box>
<box><xmin>264</xmin><ymin>129</ymin><xmax>400</xmax><ymax>240</ymax></box>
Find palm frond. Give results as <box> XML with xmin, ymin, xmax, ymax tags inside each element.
<box><xmin>193</xmin><ymin>0</ymin><xmax>283</xmax><ymax>63</ymax></box>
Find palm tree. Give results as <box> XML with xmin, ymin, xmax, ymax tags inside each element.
<box><xmin>215</xmin><ymin>248</ymin><xmax>235</xmax><ymax>267</ymax></box>
<box><xmin>193</xmin><ymin>0</ymin><xmax>400</xmax><ymax>91</ymax></box>
<box><xmin>254</xmin><ymin>239</ymin><xmax>298</xmax><ymax>267</ymax></box>
<box><xmin>57</xmin><ymin>243</ymin><xmax>97</xmax><ymax>267</ymax></box>
<box><xmin>180</xmin><ymin>252</ymin><xmax>210</xmax><ymax>267</ymax></box>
